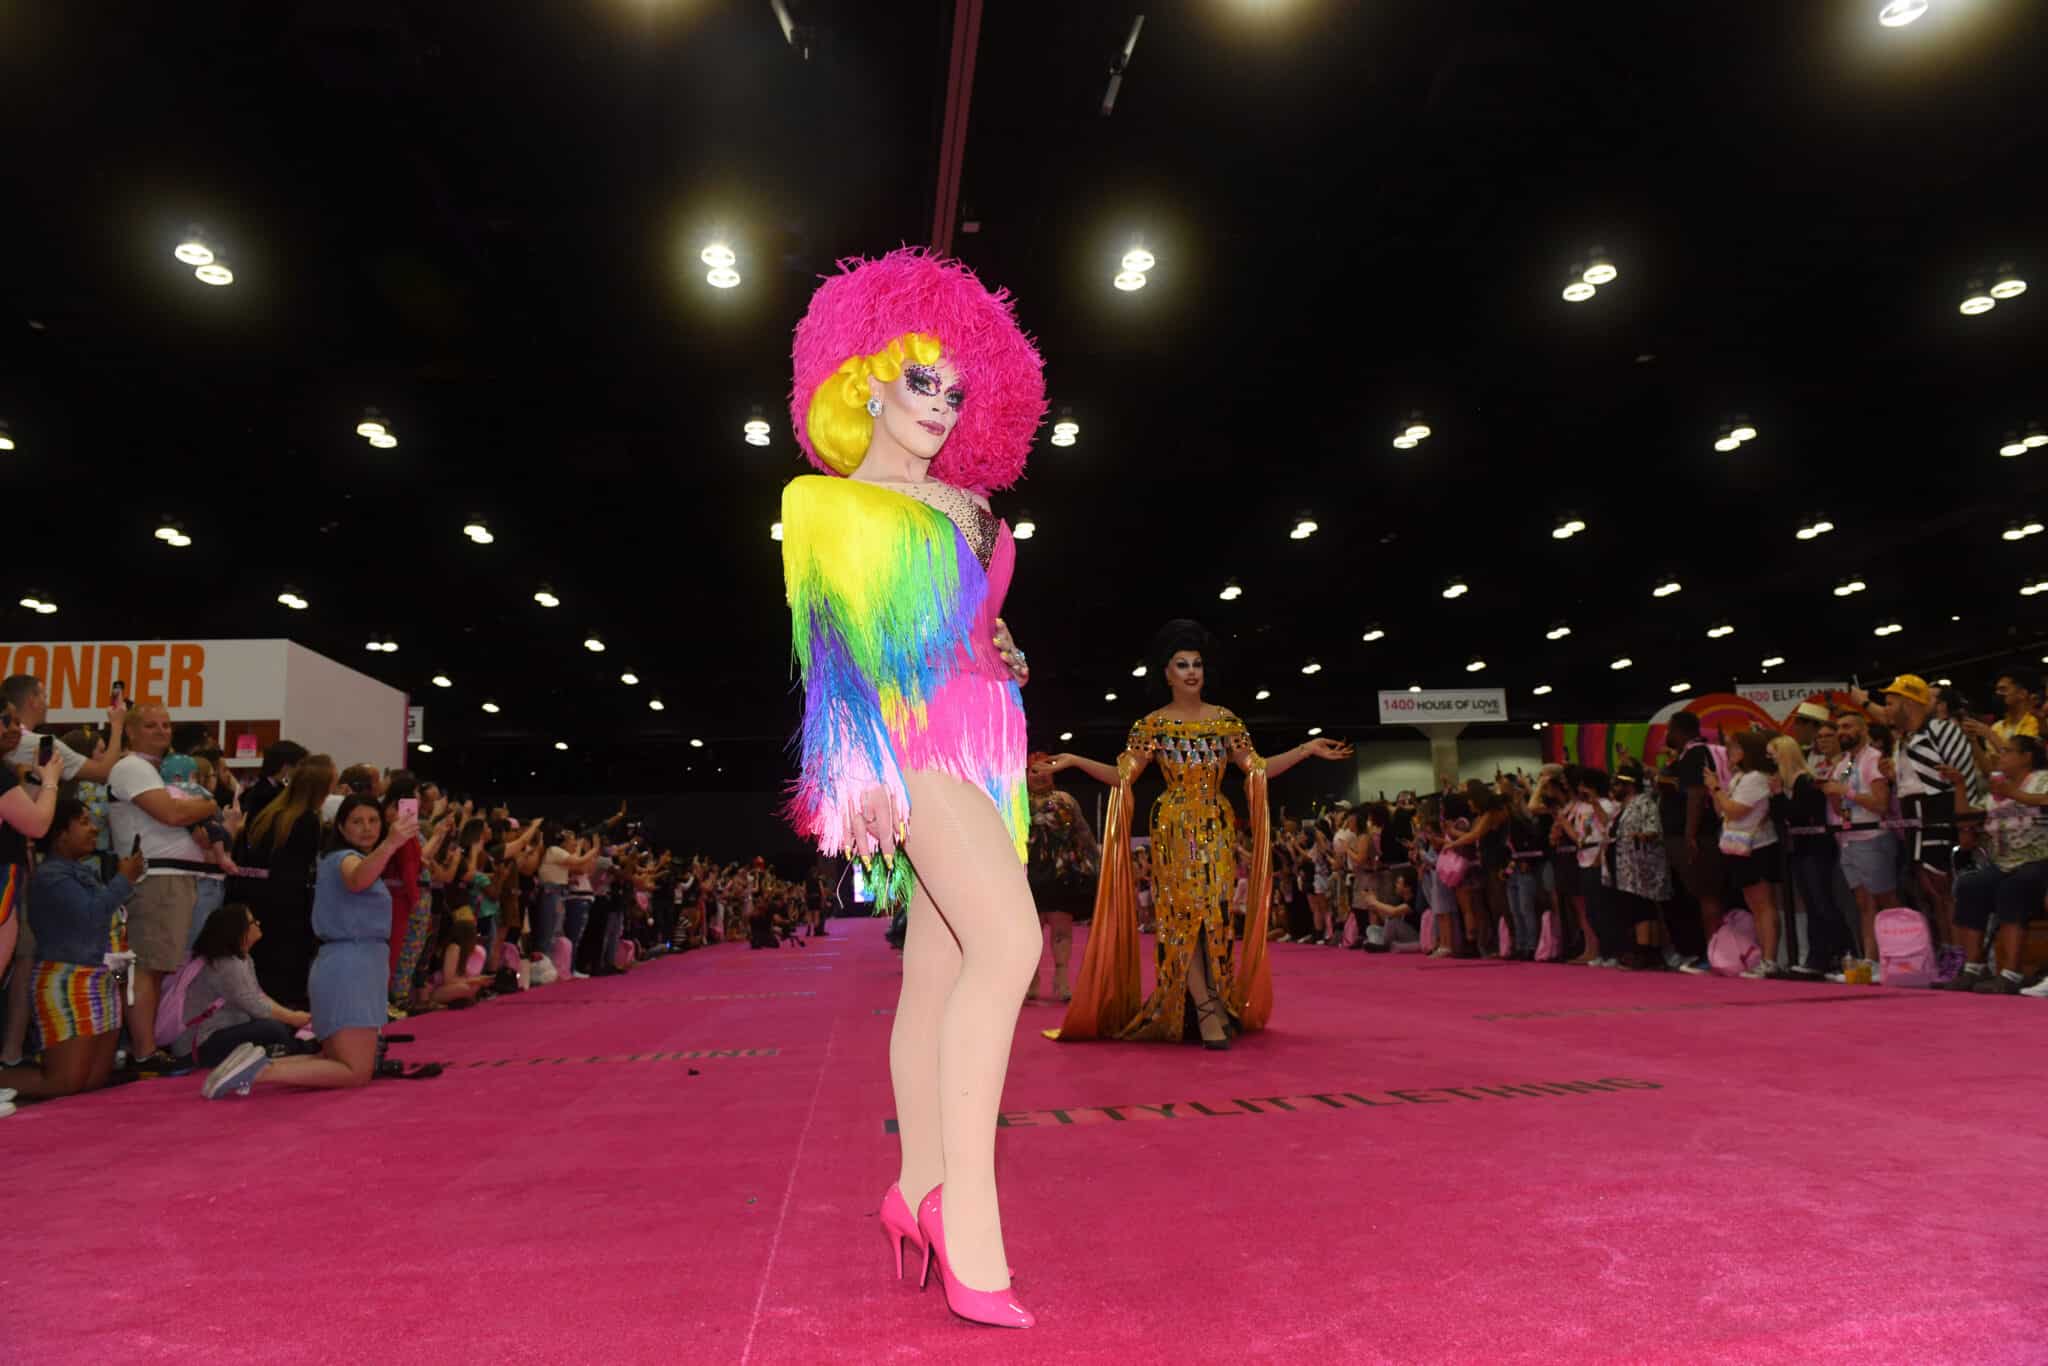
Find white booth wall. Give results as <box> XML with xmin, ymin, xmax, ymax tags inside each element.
<box><xmin>282</xmin><ymin>643</ymin><xmax>407</xmax><ymax>775</ymax></box>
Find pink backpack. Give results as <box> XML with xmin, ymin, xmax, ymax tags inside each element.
<box><xmin>1875</xmin><ymin>907</ymin><xmax>1936</xmax><ymax>987</ymax></box>
<box><xmin>1420</xmin><ymin>908</ymin><xmax>1440</xmax><ymax>952</ymax></box>
<box><xmin>1436</xmin><ymin>848</ymin><xmax>1470</xmax><ymax>889</ymax></box>
<box><xmin>154</xmin><ymin>956</ymin><xmax>222</xmax><ymax>1048</ymax></box>
<box><xmin>1497</xmin><ymin>917</ymin><xmax>1512</xmax><ymax>958</ymax></box>
<box><xmin>549</xmin><ymin>935</ymin><xmax>574</xmax><ymax>980</ymax></box>
<box><xmin>1708</xmin><ymin>909</ymin><xmax>1762</xmax><ymax>976</ymax></box>
<box><xmin>1685</xmin><ymin>739</ymin><xmax>1734</xmax><ymax>790</ymax></box>
<box><xmin>463</xmin><ymin>945</ymin><xmax>487</xmax><ymax>978</ymax></box>
<box><xmin>1535</xmin><ymin>910</ymin><xmax>1561</xmax><ymax>962</ymax></box>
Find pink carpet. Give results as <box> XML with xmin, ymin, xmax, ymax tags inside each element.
<box><xmin>9</xmin><ymin>924</ymin><xmax>2043</xmax><ymax>1364</ymax></box>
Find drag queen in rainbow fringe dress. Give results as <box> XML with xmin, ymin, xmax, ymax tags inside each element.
<box><xmin>779</xmin><ymin>249</ymin><xmax>1044</xmax><ymax>1329</ymax></box>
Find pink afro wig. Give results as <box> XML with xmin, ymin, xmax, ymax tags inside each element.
<box><xmin>789</xmin><ymin>247</ymin><xmax>1046</xmax><ymax>492</ymax></box>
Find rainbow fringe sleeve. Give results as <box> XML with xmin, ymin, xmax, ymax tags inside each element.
<box><xmin>781</xmin><ymin>476</ymin><xmax>989</xmax><ymax>904</ymax></box>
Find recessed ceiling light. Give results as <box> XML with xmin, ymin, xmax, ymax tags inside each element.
<box><xmin>19</xmin><ymin>596</ymin><xmax>41</xmax><ymax>609</ymax></box>
<box><xmin>1052</xmin><ymin>420</ymin><xmax>1080</xmax><ymax>440</ymax></box>
<box><xmin>356</xmin><ymin>417</ymin><xmax>387</xmax><ymax>439</ymax></box>
<box><xmin>771</xmin><ymin>521</ymin><xmax>784</xmax><ymax>541</ymax></box>
<box><xmin>34</xmin><ymin>602</ymin><xmax>56</xmax><ymax>615</ymax></box>
<box><xmin>1307</xmin><ymin>726</ymin><xmax>1324</xmax><ymax>736</ymax></box>
<box><xmin>1404</xmin><ymin>423</ymin><xmax>1432</xmax><ymax>440</ymax></box>
<box><xmin>155</xmin><ymin>523</ymin><xmax>180</xmax><ymax>541</ymax></box>
<box><xmin>649</xmin><ymin>698</ymin><xmax>666</xmax><ymax>711</ymax></box>
<box><xmin>1610</xmin><ymin>657</ymin><xmax>1633</xmax><ymax>670</ymax></box>
<box><xmin>0</xmin><ymin>428</ymin><xmax>13</xmax><ymax>452</ymax></box>
<box><xmin>1707</xmin><ymin>622</ymin><xmax>1735</xmax><ymax>638</ymax></box>
<box><xmin>1465</xmin><ymin>658</ymin><xmax>1486</xmax><ymax>673</ymax></box>
<box><xmin>432</xmin><ymin>675</ymin><xmax>452</xmax><ymax>688</ymax></box>
<box><xmin>2003</xmin><ymin>441</ymin><xmax>2031</xmax><ymax>458</ymax></box>
<box><xmin>583</xmin><ymin>637</ymin><xmax>605</xmax><ymax>652</ymax></box>
<box><xmin>1562</xmin><ymin>281</ymin><xmax>1597</xmax><ymax>303</ymax></box>
<box><xmin>1582</xmin><ymin>260</ymin><xmax>1618</xmax><ymax>286</ymax></box>
<box><xmin>1960</xmin><ymin>293</ymin><xmax>1996</xmax><ymax>316</ymax></box>
<box><xmin>1408</xmin><ymin>684</ymin><xmax>1422</xmax><ymax>693</ymax></box>
<box><xmin>1714</xmin><ymin>436</ymin><xmax>1742</xmax><ymax>453</ymax></box>
<box><xmin>1761</xmin><ymin>655</ymin><xmax>1786</xmax><ymax>668</ymax></box>
<box><xmin>533</xmin><ymin>589</ymin><xmax>560</xmax><ymax>608</ymax></box>
<box><xmin>743</xmin><ymin>418</ymin><xmax>772</xmax><ymax>442</ymax></box>
<box><xmin>1362</xmin><ymin>627</ymin><xmax>1385</xmax><ymax>642</ymax></box>
<box><xmin>367</xmin><ymin>432</ymin><xmax>398</xmax><ymax>449</ymax></box>
<box><xmin>1254</xmin><ymin>689</ymin><xmax>1272</xmax><ymax>701</ymax></box>
<box><xmin>1392</xmin><ymin>435</ymin><xmax>1419</xmax><ymax>450</ymax></box>
<box><xmin>1532</xmin><ymin>684</ymin><xmax>1554</xmax><ymax>696</ymax></box>
<box><xmin>481</xmin><ymin>701</ymin><xmax>501</xmax><ymax>714</ymax></box>
<box><xmin>1104</xmin><ymin>691</ymin><xmax>1118</xmax><ymax>701</ymax></box>
<box><xmin>1132</xmin><ymin>664</ymin><xmax>1147</xmax><ymax>677</ymax></box>
<box><xmin>1442</xmin><ymin>579</ymin><xmax>1469</xmax><ymax>599</ymax></box>
<box><xmin>1301</xmin><ymin>660</ymin><xmax>1322</xmax><ymax>675</ymax></box>
<box><xmin>1220</xmin><ymin>581</ymin><xmax>1242</xmax><ymax>601</ymax></box>
<box><xmin>554</xmin><ymin>741</ymin><xmax>569</xmax><ymax>751</ymax></box>
<box><xmin>1546</xmin><ymin>623</ymin><xmax>1572</xmax><ymax>640</ymax></box>
<box><xmin>1990</xmin><ymin>274</ymin><xmax>2028</xmax><ymax>300</ymax></box>
<box><xmin>619</xmin><ymin>672</ymin><xmax>639</xmax><ymax>686</ymax></box>
<box><xmin>1013</xmin><ymin>519</ymin><xmax>1036</xmax><ymax>540</ymax></box>
<box><xmin>193</xmin><ymin>264</ymin><xmax>234</xmax><ymax>286</ymax></box>
<box><xmin>700</xmin><ymin>243</ymin><xmax>736</xmax><ymax>270</ymax></box>
<box><xmin>706</xmin><ymin>267</ymin><xmax>741</xmax><ymax>289</ymax></box>
<box><xmin>1874</xmin><ymin>622</ymin><xmax>1903</xmax><ymax>637</ymax></box>
<box><xmin>2027</xmin><ymin>432</ymin><xmax>2048</xmax><ymax>449</ymax></box>
<box><xmin>1291</xmin><ymin>517</ymin><xmax>1318</xmax><ymax>539</ymax></box>
<box><xmin>1652</xmin><ymin>580</ymin><xmax>1682</xmax><ymax>598</ymax></box>
<box><xmin>174</xmin><ymin>240</ymin><xmax>215</xmax><ymax>266</ymax></box>
<box><xmin>1049</xmin><ymin>432</ymin><xmax>1077</xmax><ymax>448</ymax></box>
<box><xmin>1113</xmin><ymin>271</ymin><xmax>1148</xmax><ymax>292</ymax></box>
<box><xmin>1059</xmin><ymin>731</ymin><xmax>1074</xmax><ymax>742</ymax></box>
<box><xmin>1669</xmin><ymin>681</ymin><xmax>1691</xmax><ymax>694</ymax></box>
<box><xmin>1730</xmin><ymin>424</ymin><xmax>1758</xmax><ymax>443</ymax></box>
<box><xmin>1878</xmin><ymin>0</ymin><xmax>1929</xmax><ymax>25</ymax></box>
<box><xmin>1834</xmin><ymin>578</ymin><xmax>1867</xmax><ymax>596</ymax></box>
<box><xmin>416</xmin><ymin>743</ymin><xmax>434</xmax><ymax>754</ymax></box>
<box><xmin>1121</xmin><ymin>248</ymin><xmax>1156</xmax><ymax>273</ymax></box>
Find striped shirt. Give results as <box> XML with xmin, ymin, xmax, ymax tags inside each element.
<box><xmin>1895</xmin><ymin>716</ymin><xmax>1986</xmax><ymax>806</ymax></box>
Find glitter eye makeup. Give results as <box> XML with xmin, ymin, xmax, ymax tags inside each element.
<box><xmin>903</xmin><ymin>363</ymin><xmax>943</xmax><ymax>397</ymax></box>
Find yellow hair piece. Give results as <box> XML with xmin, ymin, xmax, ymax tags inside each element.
<box><xmin>805</xmin><ymin>332</ymin><xmax>946</xmax><ymax>475</ymax></box>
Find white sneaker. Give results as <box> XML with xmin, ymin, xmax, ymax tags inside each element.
<box><xmin>1678</xmin><ymin>959</ymin><xmax>1712</xmax><ymax>976</ymax></box>
<box><xmin>2019</xmin><ymin>977</ymin><xmax>2048</xmax><ymax>998</ymax></box>
<box><xmin>572</xmin><ymin>971</ymin><xmax>591</xmax><ymax>979</ymax></box>
<box><xmin>1823</xmin><ymin>971</ymin><xmax>1848</xmax><ymax>983</ymax></box>
<box><xmin>0</xmin><ymin>1100</ymin><xmax>14</xmax><ymax>1118</ymax></box>
<box><xmin>1740</xmin><ymin>963</ymin><xmax>1767</xmax><ymax>979</ymax></box>
<box><xmin>0</xmin><ymin>1087</ymin><xmax>16</xmax><ymax>1103</ymax></box>
<box><xmin>202</xmin><ymin>1042</ymin><xmax>271</xmax><ymax>1099</ymax></box>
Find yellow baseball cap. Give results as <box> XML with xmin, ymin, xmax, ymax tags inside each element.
<box><xmin>1882</xmin><ymin>674</ymin><xmax>1933</xmax><ymax>707</ymax></box>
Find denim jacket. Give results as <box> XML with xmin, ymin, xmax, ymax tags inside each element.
<box><xmin>29</xmin><ymin>856</ymin><xmax>134</xmax><ymax>966</ymax></box>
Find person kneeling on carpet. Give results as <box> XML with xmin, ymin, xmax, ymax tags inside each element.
<box><xmin>0</xmin><ymin>799</ymin><xmax>138</xmax><ymax>1109</ymax></box>
<box><xmin>423</xmin><ymin>907</ymin><xmax>494</xmax><ymax>1007</ymax></box>
<box><xmin>1353</xmin><ymin>871</ymin><xmax>1418</xmax><ymax>953</ymax></box>
<box><xmin>175</xmin><ymin>903</ymin><xmax>318</xmax><ymax>1067</ymax></box>
<box><xmin>202</xmin><ymin>794</ymin><xmax>419</xmax><ymax>1099</ymax></box>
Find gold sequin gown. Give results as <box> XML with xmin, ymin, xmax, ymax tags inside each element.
<box><xmin>1050</xmin><ymin>711</ymin><xmax>1276</xmax><ymax>1043</ymax></box>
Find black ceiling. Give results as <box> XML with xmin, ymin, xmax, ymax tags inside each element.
<box><xmin>2</xmin><ymin>0</ymin><xmax>2044</xmax><ymax>798</ymax></box>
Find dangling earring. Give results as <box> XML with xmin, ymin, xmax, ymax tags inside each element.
<box><xmin>865</xmin><ymin>397</ymin><xmax>883</xmax><ymax>418</ymax></box>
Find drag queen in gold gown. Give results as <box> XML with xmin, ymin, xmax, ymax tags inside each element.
<box><xmin>1036</xmin><ymin>621</ymin><xmax>1352</xmax><ymax>1047</ymax></box>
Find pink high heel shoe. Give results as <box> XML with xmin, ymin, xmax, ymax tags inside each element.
<box><xmin>880</xmin><ymin>1184</ymin><xmax>926</xmax><ymax>1282</ymax></box>
<box><xmin>915</xmin><ymin>1185</ymin><xmax>1035</xmax><ymax>1329</ymax></box>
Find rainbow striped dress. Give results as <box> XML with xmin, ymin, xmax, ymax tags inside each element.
<box><xmin>780</xmin><ymin>475</ymin><xmax>1029</xmax><ymax>907</ymax></box>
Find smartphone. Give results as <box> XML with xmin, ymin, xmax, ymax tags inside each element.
<box><xmin>131</xmin><ymin>834</ymin><xmax>143</xmax><ymax>856</ymax></box>
<box><xmin>110</xmin><ymin>681</ymin><xmax>126</xmax><ymax>707</ymax></box>
<box><xmin>37</xmin><ymin>734</ymin><xmax>54</xmax><ymax>766</ymax></box>
<box><xmin>397</xmin><ymin>797</ymin><xmax>419</xmax><ymax>825</ymax></box>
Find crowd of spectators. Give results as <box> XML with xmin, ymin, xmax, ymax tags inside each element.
<box><xmin>1252</xmin><ymin>670</ymin><xmax>2048</xmax><ymax>998</ymax></box>
<box><xmin>0</xmin><ymin>670</ymin><xmax>830</xmax><ymax>1115</ymax></box>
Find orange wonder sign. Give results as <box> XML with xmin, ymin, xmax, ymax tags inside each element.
<box><xmin>0</xmin><ymin>642</ymin><xmax>207</xmax><ymax>709</ymax></box>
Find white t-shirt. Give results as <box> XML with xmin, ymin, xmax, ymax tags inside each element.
<box><xmin>1574</xmin><ymin>799</ymin><xmax>1618</xmax><ymax>869</ymax></box>
<box><xmin>539</xmin><ymin>846</ymin><xmax>571</xmax><ymax>887</ymax></box>
<box><xmin>320</xmin><ymin>793</ymin><xmax>345</xmax><ymax>824</ymax></box>
<box><xmin>9</xmin><ymin>732</ymin><xmax>90</xmax><ymax>782</ymax></box>
<box><xmin>1725</xmin><ymin>771</ymin><xmax>1779</xmax><ymax>849</ymax></box>
<box><xmin>107</xmin><ymin>753</ymin><xmax>205</xmax><ymax>876</ymax></box>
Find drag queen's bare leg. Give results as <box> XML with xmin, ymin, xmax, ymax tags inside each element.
<box><xmin>890</xmin><ymin>878</ymin><xmax>959</xmax><ymax>1215</ymax></box>
<box><xmin>901</xmin><ymin>767</ymin><xmax>1040</xmax><ymax>1291</ymax></box>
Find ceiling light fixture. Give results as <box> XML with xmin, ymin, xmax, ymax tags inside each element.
<box><xmin>743</xmin><ymin>418</ymin><xmax>772</xmax><ymax>448</ymax></box>
<box><xmin>1442</xmin><ymin>578</ymin><xmax>1469</xmax><ymax>599</ymax></box>
<box><xmin>1990</xmin><ymin>271</ymin><xmax>2029</xmax><ymax>300</ymax></box>
<box><xmin>1610</xmin><ymin>656</ymin><xmax>1634</xmax><ymax>670</ymax></box>
<box><xmin>649</xmin><ymin>699</ymin><xmax>666</xmax><ymax>712</ymax></box>
<box><xmin>1392</xmin><ymin>434</ymin><xmax>1419</xmax><ymax>450</ymax></box>
<box><xmin>1960</xmin><ymin>282</ymin><xmax>1997</xmax><ymax>316</ymax></box>
<box><xmin>1112</xmin><ymin>271</ymin><xmax>1148</xmax><ymax>292</ymax></box>
<box><xmin>1552</xmin><ymin>516</ymin><xmax>1586</xmax><ymax>540</ymax></box>
<box><xmin>533</xmin><ymin>586</ymin><xmax>561</xmax><ymax>608</ymax></box>
<box><xmin>1466</xmin><ymin>658</ymin><xmax>1486</xmax><ymax>674</ymax></box>
<box><xmin>2020</xmin><ymin>579</ymin><xmax>2048</xmax><ymax>596</ymax></box>
<box><xmin>1874</xmin><ymin>621</ymin><xmax>1903</xmax><ymax>637</ymax></box>
<box><xmin>1707</xmin><ymin>622</ymin><xmax>1735</xmax><ymax>638</ymax></box>
<box><xmin>620</xmin><ymin>672</ymin><xmax>639</xmax><ymax>685</ymax></box>
<box><xmin>1404</xmin><ymin>422</ymin><xmax>1432</xmax><ymax>440</ymax></box>
<box><xmin>1012</xmin><ymin>516</ymin><xmax>1036</xmax><ymax>541</ymax></box>
<box><xmin>416</xmin><ymin>743</ymin><xmax>434</xmax><ymax>754</ymax></box>
<box><xmin>463</xmin><ymin>520</ymin><xmax>494</xmax><ymax>545</ymax></box>
<box><xmin>554</xmin><ymin>741</ymin><xmax>569</xmax><ymax>751</ymax></box>
<box><xmin>1532</xmin><ymin>684</ymin><xmax>1554</xmax><ymax>697</ymax></box>
<box><xmin>1714</xmin><ymin>435</ymin><xmax>1743</xmax><ymax>453</ymax></box>
<box><xmin>276</xmin><ymin>589</ymin><xmax>308</xmax><ymax>610</ymax></box>
<box><xmin>193</xmin><ymin>263</ymin><xmax>234</xmax><ymax>286</ymax></box>
<box><xmin>367</xmin><ymin>432</ymin><xmax>398</xmax><ymax>450</ymax></box>
<box><xmin>1408</xmin><ymin>684</ymin><xmax>1422</xmax><ymax>693</ymax></box>
<box><xmin>1219</xmin><ymin>580</ymin><xmax>1242</xmax><ymax>601</ymax></box>
<box><xmin>174</xmin><ymin>239</ymin><xmax>215</xmax><ymax>266</ymax></box>
<box><xmin>1104</xmin><ymin>691</ymin><xmax>1118</xmax><ymax>701</ymax></box>
<box><xmin>1122</xmin><ymin>247</ymin><xmax>1156</xmax><ymax>274</ymax></box>
<box><xmin>1652</xmin><ymin>579</ymin><xmax>1682</xmax><ymax>598</ymax></box>
<box><xmin>355</xmin><ymin>410</ymin><xmax>387</xmax><ymax>439</ymax></box>
<box><xmin>1562</xmin><ymin>281</ymin><xmax>1597</xmax><ymax>303</ymax></box>
<box><xmin>583</xmin><ymin>637</ymin><xmax>605</xmax><ymax>653</ymax></box>
<box><xmin>0</xmin><ymin>423</ymin><xmax>13</xmax><ymax>452</ymax></box>
<box><xmin>481</xmin><ymin>701</ymin><xmax>500</xmax><ymax>714</ymax></box>
<box><xmin>1670</xmin><ymin>681</ymin><xmax>1691</xmax><ymax>694</ymax></box>
<box><xmin>1255</xmin><ymin>689</ymin><xmax>1272</xmax><ymax>701</ymax></box>
<box><xmin>1132</xmin><ymin>664</ymin><xmax>1147</xmax><ymax>677</ymax></box>
<box><xmin>1059</xmin><ymin>731</ymin><xmax>1074</xmax><ymax>742</ymax></box>
<box><xmin>2026</xmin><ymin>427</ymin><xmax>2048</xmax><ymax>449</ymax></box>
<box><xmin>771</xmin><ymin>521</ymin><xmax>783</xmax><ymax>541</ymax></box>
<box><xmin>1582</xmin><ymin>258</ymin><xmax>1618</xmax><ymax>286</ymax></box>
<box><xmin>1878</xmin><ymin>0</ymin><xmax>1929</xmax><ymax>24</ymax></box>
<box><xmin>1730</xmin><ymin>422</ymin><xmax>1758</xmax><ymax>443</ymax></box>
<box><xmin>1291</xmin><ymin>515</ymin><xmax>1319</xmax><ymax>540</ymax></box>
<box><xmin>432</xmin><ymin>675</ymin><xmax>452</xmax><ymax>688</ymax></box>
<box><xmin>1761</xmin><ymin>655</ymin><xmax>1786</xmax><ymax>668</ymax></box>
<box><xmin>1301</xmin><ymin>660</ymin><xmax>1322</xmax><ymax>675</ymax></box>
<box><xmin>1362</xmin><ymin>626</ymin><xmax>1386</xmax><ymax>642</ymax></box>
<box><xmin>2004</xmin><ymin>520</ymin><xmax>2046</xmax><ymax>541</ymax></box>
<box><xmin>2002</xmin><ymin>437</ymin><xmax>2030</xmax><ymax>458</ymax></box>
<box><xmin>701</xmin><ymin>243</ymin><xmax>740</xmax><ymax>289</ymax></box>
<box><xmin>1546</xmin><ymin>622</ymin><xmax>1572</xmax><ymax>640</ymax></box>
<box><xmin>1834</xmin><ymin>578</ymin><xmax>1867</xmax><ymax>596</ymax></box>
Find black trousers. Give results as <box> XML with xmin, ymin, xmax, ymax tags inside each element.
<box><xmin>1788</xmin><ymin>848</ymin><xmax>1853</xmax><ymax>968</ymax></box>
<box><xmin>195</xmin><ymin>1019</ymin><xmax>318</xmax><ymax>1067</ymax></box>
